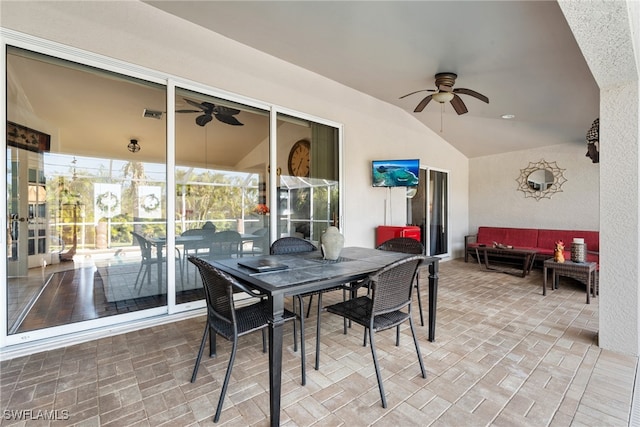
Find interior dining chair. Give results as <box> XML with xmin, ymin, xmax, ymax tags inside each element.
<box><xmin>181</xmin><ymin>227</ymin><xmax>216</xmax><ymax>283</ymax></box>
<box><xmin>188</xmin><ymin>256</ymin><xmax>299</xmax><ymax>423</ymax></box>
<box><xmin>131</xmin><ymin>231</ymin><xmax>183</xmax><ymax>293</ymax></box>
<box><xmin>323</xmin><ymin>255</ymin><xmax>427</xmax><ymax>408</ymax></box>
<box><xmin>270</xmin><ymin>236</ymin><xmax>346</xmax><ymax>384</ymax></box>
<box><xmin>208</xmin><ymin>230</ymin><xmax>242</xmax><ymax>260</ymax></box>
<box><xmin>376</xmin><ymin>237</ymin><xmax>426</xmax><ymax>326</ymax></box>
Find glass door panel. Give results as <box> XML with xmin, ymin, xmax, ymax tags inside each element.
<box><xmin>407</xmin><ymin>168</ymin><xmax>449</xmax><ymax>256</ymax></box>
<box><xmin>174</xmin><ymin>87</ymin><xmax>270</xmax><ymax>300</ymax></box>
<box><xmin>429</xmin><ymin>170</ymin><xmax>448</xmax><ymax>256</ymax></box>
<box><xmin>6</xmin><ymin>47</ymin><xmax>167</xmax><ymax>335</ymax></box>
<box><xmin>276</xmin><ymin>113</ymin><xmax>340</xmax><ymax>245</ymax></box>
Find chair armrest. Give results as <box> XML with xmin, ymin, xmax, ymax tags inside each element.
<box><xmin>465</xmin><ymin>234</ymin><xmax>477</xmax><ymax>246</ymax></box>
<box><xmin>231</xmin><ymin>280</ymin><xmax>267</xmax><ymax>298</ymax></box>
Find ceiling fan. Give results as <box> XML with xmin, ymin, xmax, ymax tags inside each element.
<box><xmin>400</xmin><ymin>72</ymin><xmax>489</xmax><ymax>115</ymax></box>
<box><xmin>177</xmin><ymin>98</ymin><xmax>244</xmax><ymax>126</ymax></box>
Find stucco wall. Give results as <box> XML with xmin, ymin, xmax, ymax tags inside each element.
<box><xmin>0</xmin><ymin>1</ymin><xmax>469</xmax><ymax>256</ymax></box>
<box><xmin>559</xmin><ymin>0</ymin><xmax>640</xmax><ymax>356</ymax></box>
<box><xmin>469</xmin><ymin>142</ymin><xmax>599</xmax><ymax>235</ymax></box>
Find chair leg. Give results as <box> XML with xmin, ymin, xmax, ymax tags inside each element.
<box><xmin>261</xmin><ymin>329</ymin><xmax>266</xmax><ymax>353</ymax></box>
<box><xmin>342</xmin><ymin>289</ymin><xmax>348</xmax><ymax>335</ymax></box>
<box><xmin>209</xmin><ymin>325</ymin><xmax>217</xmax><ymax>357</ymax></box>
<box><xmin>306</xmin><ymin>294</ymin><xmax>314</xmax><ymax>318</ymax></box>
<box><xmin>191</xmin><ymin>322</ymin><xmax>209</xmax><ymax>383</ymax></box>
<box><xmin>409</xmin><ymin>317</ymin><xmax>427</xmax><ymax>379</ymax></box>
<box><xmin>134</xmin><ymin>264</ymin><xmax>144</xmax><ymax>290</ymax></box>
<box><xmin>368</xmin><ymin>328</ymin><xmax>387</xmax><ymax>408</ymax></box>
<box><xmin>213</xmin><ymin>338</ymin><xmax>239</xmax><ymax>423</ymax></box>
<box><xmin>415</xmin><ymin>275</ymin><xmax>425</xmax><ymax>327</ymax></box>
<box><xmin>138</xmin><ymin>264</ymin><xmax>151</xmax><ymax>295</ymax></box>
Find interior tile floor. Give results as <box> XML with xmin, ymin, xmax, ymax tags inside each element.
<box><xmin>1</xmin><ymin>258</ymin><xmax>637</xmax><ymax>426</ymax></box>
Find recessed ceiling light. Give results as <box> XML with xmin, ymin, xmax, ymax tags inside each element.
<box><xmin>501</xmin><ymin>114</ymin><xmax>516</xmax><ymax>119</ymax></box>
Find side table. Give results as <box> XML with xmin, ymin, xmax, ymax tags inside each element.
<box><xmin>542</xmin><ymin>259</ymin><xmax>598</xmax><ymax>304</ymax></box>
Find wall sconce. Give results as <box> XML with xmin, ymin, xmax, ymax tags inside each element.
<box><xmin>128</xmin><ymin>139</ymin><xmax>141</xmax><ymax>153</ymax></box>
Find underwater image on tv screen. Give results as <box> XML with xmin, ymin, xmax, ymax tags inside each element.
<box><xmin>372</xmin><ymin>159</ymin><xmax>420</xmax><ymax>187</ymax></box>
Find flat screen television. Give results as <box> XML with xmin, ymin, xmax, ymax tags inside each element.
<box><xmin>372</xmin><ymin>159</ymin><xmax>420</xmax><ymax>187</ymax></box>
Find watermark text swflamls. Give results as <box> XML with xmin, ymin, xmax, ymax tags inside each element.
<box><xmin>3</xmin><ymin>409</ymin><xmax>70</xmax><ymax>421</ymax></box>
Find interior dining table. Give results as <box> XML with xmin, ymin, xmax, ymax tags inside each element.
<box><xmin>212</xmin><ymin>246</ymin><xmax>439</xmax><ymax>427</ymax></box>
<box><xmin>147</xmin><ymin>234</ymin><xmax>205</xmax><ymax>289</ymax></box>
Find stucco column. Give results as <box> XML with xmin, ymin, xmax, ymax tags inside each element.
<box><xmin>559</xmin><ymin>0</ymin><xmax>640</xmax><ymax>356</ymax></box>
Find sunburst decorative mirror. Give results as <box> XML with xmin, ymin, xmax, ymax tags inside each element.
<box><xmin>516</xmin><ymin>160</ymin><xmax>567</xmax><ymax>201</ymax></box>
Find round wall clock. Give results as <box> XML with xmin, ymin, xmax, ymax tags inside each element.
<box><xmin>288</xmin><ymin>139</ymin><xmax>311</xmax><ymax>177</ymax></box>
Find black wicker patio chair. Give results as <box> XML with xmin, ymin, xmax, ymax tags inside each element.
<box><xmin>270</xmin><ymin>236</ymin><xmax>347</xmax><ymax>384</ymax></box>
<box><xmin>188</xmin><ymin>256</ymin><xmax>298</xmax><ymax>423</ymax></box>
<box><xmin>376</xmin><ymin>237</ymin><xmax>426</xmax><ymax>326</ymax></box>
<box><xmin>323</xmin><ymin>255</ymin><xmax>427</xmax><ymax>408</ymax></box>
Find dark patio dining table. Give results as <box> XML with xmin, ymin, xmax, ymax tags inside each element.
<box><xmin>212</xmin><ymin>246</ymin><xmax>439</xmax><ymax>427</ymax></box>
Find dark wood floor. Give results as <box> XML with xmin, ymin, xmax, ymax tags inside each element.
<box><xmin>16</xmin><ymin>267</ymin><xmax>204</xmax><ymax>333</ymax></box>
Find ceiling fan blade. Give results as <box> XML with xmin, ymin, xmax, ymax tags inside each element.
<box><xmin>195</xmin><ymin>114</ymin><xmax>213</xmax><ymax>126</ymax></box>
<box><xmin>454</xmin><ymin>88</ymin><xmax>489</xmax><ymax>104</ymax></box>
<box><xmin>214</xmin><ymin>106</ymin><xmax>241</xmax><ymax>116</ymax></box>
<box><xmin>185</xmin><ymin>99</ymin><xmax>205</xmax><ymax>110</ymax></box>
<box><xmin>414</xmin><ymin>95</ymin><xmax>433</xmax><ymax>112</ymax></box>
<box><xmin>215</xmin><ymin>114</ymin><xmax>244</xmax><ymax>126</ymax></box>
<box><xmin>176</xmin><ymin>109</ymin><xmax>201</xmax><ymax>113</ymax></box>
<box><xmin>399</xmin><ymin>89</ymin><xmax>435</xmax><ymax>99</ymax></box>
<box><xmin>450</xmin><ymin>95</ymin><xmax>468</xmax><ymax>115</ymax></box>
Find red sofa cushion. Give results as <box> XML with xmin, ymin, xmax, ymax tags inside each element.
<box><xmin>537</xmin><ymin>229</ymin><xmax>600</xmax><ymax>253</ymax></box>
<box><xmin>476</xmin><ymin>226</ymin><xmax>539</xmax><ymax>248</ymax></box>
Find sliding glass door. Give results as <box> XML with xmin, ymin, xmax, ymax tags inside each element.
<box><xmin>3</xmin><ymin>38</ymin><xmax>342</xmax><ymax>347</ymax></box>
<box><xmin>6</xmin><ymin>47</ymin><xmax>168</xmax><ymax>337</ymax></box>
<box><xmin>407</xmin><ymin>168</ymin><xmax>449</xmax><ymax>256</ymax></box>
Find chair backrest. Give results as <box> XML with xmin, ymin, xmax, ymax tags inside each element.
<box><xmin>369</xmin><ymin>255</ymin><xmax>424</xmax><ymax>315</ymax></box>
<box><xmin>182</xmin><ymin>228</ymin><xmax>215</xmax><ymax>250</ymax></box>
<box><xmin>377</xmin><ymin>237</ymin><xmax>424</xmax><ymax>255</ymax></box>
<box><xmin>188</xmin><ymin>256</ymin><xmax>237</xmax><ymax>327</ymax></box>
<box><xmin>270</xmin><ymin>237</ymin><xmax>317</xmax><ymax>255</ymax></box>
<box><xmin>202</xmin><ymin>221</ymin><xmax>217</xmax><ymax>232</ymax></box>
<box><xmin>132</xmin><ymin>231</ymin><xmax>153</xmax><ymax>260</ymax></box>
<box><xmin>210</xmin><ymin>230</ymin><xmax>242</xmax><ymax>257</ymax></box>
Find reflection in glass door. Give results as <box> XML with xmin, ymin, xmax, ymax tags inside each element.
<box><xmin>276</xmin><ymin>113</ymin><xmax>340</xmax><ymax>244</ymax></box>
<box><xmin>174</xmin><ymin>87</ymin><xmax>270</xmax><ymax>303</ymax></box>
<box><xmin>6</xmin><ymin>47</ymin><xmax>167</xmax><ymax>337</ymax></box>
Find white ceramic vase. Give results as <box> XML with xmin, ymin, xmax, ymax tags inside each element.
<box><xmin>321</xmin><ymin>226</ymin><xmax>344</xmax><ymax>260</ymax></box>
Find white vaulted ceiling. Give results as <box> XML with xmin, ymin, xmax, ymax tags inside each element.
<box><xmin>145</xmin><ymin>0</ymin><xmax>599</xmax><ymax>158</ymax></box>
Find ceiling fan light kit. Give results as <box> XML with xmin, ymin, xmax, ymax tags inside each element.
<box><xmin>400</xmin><ymin>72</ymin><xmax>489</xmax><ymax>115</ymax></box>
<box><xmin>432</xmin><ymin>91</ymin><xmax>454</xmax><ymax>103</ymax></box>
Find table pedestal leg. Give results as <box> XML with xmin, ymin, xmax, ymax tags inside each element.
<box><xmin>428</xmin><ymin>261</ymin><xmax>439</xmax><ymax>342</ymax></box>
<box><xmin>268</xmin><ymin>295</ymin><xmax>285</xmax><ymax>427</ymax></box>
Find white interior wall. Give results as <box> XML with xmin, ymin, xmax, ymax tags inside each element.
<box><xmin>469</xmin><ymin>142</ymin><xmax>599</xmax><ymax>234</ymax></box>
<box><xmin>0</xmin><ymin>1</ymin><xmax>469</xmax><ymax>256</ymax></box>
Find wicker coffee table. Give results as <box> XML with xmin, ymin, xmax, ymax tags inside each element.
<box><xmin>542</xmin><ymin>259</ymin><xmax>598</xmax><ymax>304</ymax></box>
<box><xmin>474</xmin><ymin>246</ymin><xmax>537</xmax><ymax>277</ymax></box>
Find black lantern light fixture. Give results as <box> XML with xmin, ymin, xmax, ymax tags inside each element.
<box><xmin>128</xmin><ymin>139</ymin><xmax>141</xmax><ymax>153</ymax></box>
